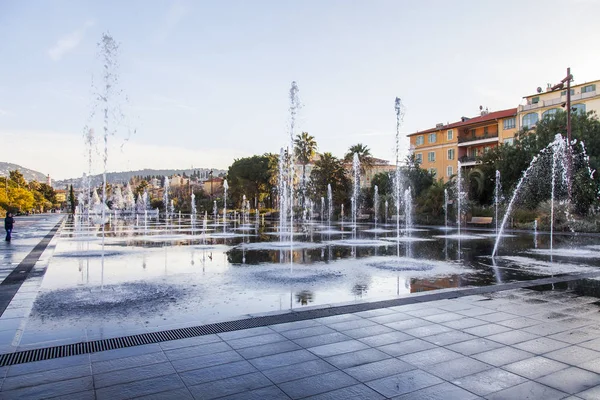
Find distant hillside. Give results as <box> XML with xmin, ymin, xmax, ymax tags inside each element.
<box><xmin>54</xmin><ymin>168</ymin><xmax>227</xmax><ymax>189</ymax></box>
<box><xmin>0</xmin><ymin>162</ymin><xmax>47</xmax><ymax>183</ymax></box>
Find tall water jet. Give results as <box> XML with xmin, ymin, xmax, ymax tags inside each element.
<box><xmin>191</xmin><ymin>192</ymin><xmax>196</xmax><ymax>234</ymax></box>
<box><xmin>492</xmin><ymin>134</ymin><xmax>568</xmax><ymax>257</ymax></box>
<box><xmin>327</xmin><ymin>184</ymin><xmax>333</xmax><ymax>230</ymax></box>
<box><xmin>320</xmin><ymin>197</ymin><xmax>325</xmax><ymax>226</ymax></box>
<box><xmin>213</xmin><ymin>200</ymin><xmax>217</xmax><ymax>222</ymax></box>
<box><xmin>222</xmin><ymin>179</ymin><xmax>229</xmax><ymax>234</ymax></box>
<box><xmin>278</xmin><ymin>147</ymin><xmax>288</xmax><ymax>241</ymax></box>
<box><xmin>373</xmin><ymin>185</ymin><xmax>379</xmax><ymax>229</ymax></box>
<box><xmin>351</xmin><ymin>153</ymin><xmax>361</xmax><ymax>240</ymax></box>
<box><xmin>494</xmin><ymin>170</ymin><xmax>502</xmax><ymax>235</ymax></box>
<box><xmin>456</xmin><ymin>161</ymin><xmax>464</xmax><ymax>237</ymax></box>
<box><xmin>404</xmin><ymin>187</ymin><xmax>413</xmax><ymax>235</ymax></box>
<box><xmin>163</xmin><ymin>176</ymin><xmax>170</xmax><ymax>220</ymax></box>
<box><xmin>84</xmin><ymin>129</ymin><xmax>95</xmax><ymax>216</ymax></box>
<box><xmin>287</xmin><ymin>81</ymin><xmax>300</xmax><ymax>258</ymax></box>
<box><xmin>444</xmin><ymin>188</ymin><xmax>449</xmax><ymax>229</ymax></box>
<box><xmin>394</xmin><ymin>97</ymin><xmax>404</xmax><ymax>256</ymax></box>
<box><xmin>384</xmin><ymin>200</ymin><xmax>388</xmax><ymax>223</ymax></box>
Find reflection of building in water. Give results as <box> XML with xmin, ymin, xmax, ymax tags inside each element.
<box><xmin>352</xmin><ymin>284</ymin><xmax>369</xmax><ymax>298</ymax></box>
<box><xmin>296</xmin><ymin>290</ymin><xmax>314</xmax><ymax>305</ymax></box>
<box><xmin>410</xmin><ymin>275</ymin><xmax>461</xmax><ymax>293</ymax></box>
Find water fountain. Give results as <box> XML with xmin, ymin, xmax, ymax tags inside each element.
<box><xmin>444</xmin><ymin>188</ymin><xmax>449</xmax><ymax>230</ymax></box>
<box><xmin>327</xmin><ymin>184</ymin><xmax>333</xmax><ymax>230</ymax></box>
<box><xmin>163</xmin><ymin>176</ymin><xmax>170</xmax><ymax>220</ymax></box>
<box><xmin>373</xmin><ymin>185</ymin><xmax>379</xmax><ymax>230</ymax></box>
<box><xmin>222</xmin><ymin>179</ymin><xmax>229</xmax><ymax>234</ymax></box>
<box><xmin>352</xmin><ymin>153</ymin><xmax>360</xmax><ymax>239</ymax></box>
<box><xmin>494</xmin><ymin>170</ymin><xmax>502</xmax><ymax>235</ymax></box>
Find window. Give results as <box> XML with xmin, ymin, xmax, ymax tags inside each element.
<box><xmin>504</xmin><ymin>138</ymin><xmax>514</xmax><ymax>146</ymax></box>
<box><xmin>572</xmin><ymin>103</ymin><xmax>586</xmax><ymax>115</ymax></box>
<box><xmin>447</xmin><ymin>130</ymin><xmax>453</xmax><ymax>140</ymax></box>
<box><xmin>447</xmin><ymin>166</ymin><xmax>453</xmax><ymax>177</ymax></box>
<box><xmin>483</xmin><ymin>127</ymin><xmax>488</xmax><ymax>135</ymax></box>
<box><xmin>428</xmin><ymin>152</ymin><xmax>435</xmax><ymax>162</ymax></box>
<box><xmin>416</xmin><ymin>135</ymin><xmax>424</xmax><ymax>145</ymax></box>
<box><xmin>582</xmin><ymin>84</ymin><xmax>596</xmax><ymax>93</ymax></box>
<box><xmin>522</xmin><ymin>113</ymin><xmax>539</xmax><ymax>128</ymax></box>
<box><xmin>429</xmin><ymin>168</ymin><xmax>437</xmax><ymax>178</ymax></box>
<box><xmin>532</xmin><ymin>96</ymin><xmax>540</xmax><ymax>104</ymax></box>
<box><xmin>415</xmin><ymin>153</ymin><xmax>422</xmax><ymax>164</ymax></box>
<box><xmin>470</xmin><ymin>129</ymin><xmax>476</xmax><ymax>138</ymax></box>
<box><xmin>447</xmin><ymin>149</ymin><xmax>455</xmax><ymax>160</ymax></box>
<box><xmin>561</xmin><ymin>89</ymin><xmax>575</xmax><ymax>96</ymax></box>
<box><xmin>542</xmin><ymin>108</ymin><xmax>559</xmax><ymax>119</ymax></box>
<box><xmin>428</xmin><ymin>133</ymin><xmax>437</xmax><ymax>143</ymax></box>
<box><xmin>503</xmin><ymin>117</ymin><xmax>516</xmax><ymax>130</ymax></box>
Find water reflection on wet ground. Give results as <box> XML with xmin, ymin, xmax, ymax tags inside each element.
<box><xmin>6</xmin><ymin>216</ymin><xmax>600</xmax><ymax>349</ymax></box>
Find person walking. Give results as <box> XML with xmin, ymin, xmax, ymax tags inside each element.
<box><xmin>5</xmin><ymin>212</ymin><xmax>14</xmax><ymax>242</ymax></box>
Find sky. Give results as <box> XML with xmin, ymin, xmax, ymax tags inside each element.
<box><xmin>1</xmin><ymin>0</ymin><xmax>599</xmax><ymax>180</ymax></box>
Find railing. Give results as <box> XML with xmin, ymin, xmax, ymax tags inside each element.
<box><xmin>459</xmin><ymin>156</ymin><xmax>477</xmax><ymax>163</ymax></box>
<box><xmin>457</xmin><ymin>132</ymin><xmax>498</xmax><ymax>144</ymax></box>
<box><xmin>520</xmin><ymin>90</ymin><xmax>597</xmax><ymax>112</ymax></box>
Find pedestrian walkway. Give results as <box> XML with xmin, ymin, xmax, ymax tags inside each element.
<box><xmin>2</xmin><ymin>284</ymin><xmax>600</xmax><ymax>399</ymax></box>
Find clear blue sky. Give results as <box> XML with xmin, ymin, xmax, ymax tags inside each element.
<box><xmin>1</xmin><ymin>0</ymin><xmax>599</xmax><ymax>179</ymax></box>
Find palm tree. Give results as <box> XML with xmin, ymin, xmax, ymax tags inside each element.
<box><xmin>344</xmin><ymin>143</ymin><xmax>374</xmax><ymax>173</ymax></box>
<box><xmin>294</xmin><ymin>132</ymin><xmax>318</xmax><ymax>187</ymax></box>
<box><xmin>309</xmin><ymin>152</ymin><xmax>351</xmax><ymax>213</ymax></box>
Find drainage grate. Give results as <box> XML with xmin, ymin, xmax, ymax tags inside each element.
<box><xmin>2</xmin><ymin>271</ymin><xmax>600</xmax><ymax>367</ymax></box>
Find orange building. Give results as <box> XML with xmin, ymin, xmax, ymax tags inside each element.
<box><xmin>407</xmin><ymin>108</ymin><xmax>518</xmax><ymax>181</ymax></box>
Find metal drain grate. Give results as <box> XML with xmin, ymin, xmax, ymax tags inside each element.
<box><xmin>2</xmin><ymin>270</ymin><xmax>600</xmax><ymax>367</ymax></box>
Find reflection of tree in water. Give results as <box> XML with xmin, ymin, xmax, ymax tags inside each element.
<box><xmin>352</xmin><ymin>283</ymin><xmax>369</xmax><ymax>298</ymax></box>
<box><xmin>296</xmin><ymin>290</ymin><xmax>314</xmax><ymax>305</ymax></box>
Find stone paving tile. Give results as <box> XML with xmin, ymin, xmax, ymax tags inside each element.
<box><xmin>248</xmin><ymin>349</ymin><xmax>317</xmax><ymax>370</ymax></box>
<box><xmin>95</xmin><ymin>373</ymin><xmax>185</xmax><ymax>400</ymax></box>
<box><xmin>327</xmin><ymin>318</ymin><xmax>377</xmax><ymax>331</ymax></box>
<box><xmin>89</xmin><ymin>344</ymin><xmax>164</xmax><ymax>363</ymax></box>
<box><xmin>435</xmin><ymin>301</ymin><xmax>474</xmax><ymax>312</ymax></box>
<box><xmin>217</xmin><ymin>326</ymin><xmax>274</xmax><ymax>341</ymax></box>
<box><xmin>262</xmin><ymin>359</ymin><xmax>336</xmax><ymax>384</ymax></box>
<box><xmin>1</xmin><ymin>364</ymin><xmax>91</xmax><ymax>391</ymax></box>
<box><xmin>422</xmin><ymin>356</ymin><xmax>493</xmax><ymax>380</ymax></box>
<box><xmin>446</xmin><ymin>337</ymin><xmax>504</xmax><ymax>356</ymax></box>
<box><xmin>399</xmin><ymin>347</ymin><xmax>463</xmax><ymax>368</ymax></box>
<box><xmin>387</xmin><ymin>302</ymin><xmax>430</xmax><ymax>312</ymax></box>
<box><xmin>367</xmin><ymin>312</ymin><xmax>413</xmax><ymax>325</ymax></box>
<box><xmin>343</xmin><ymin>358</ymin><xmax>414</xmax><ymax>382</ymax></box>
<box><xmin>314</xmin><ymin>314</ymin><xmax>362</xmax><ymax>325</ymax></box>
<box><xmin>342</xmin><ymin>324</ymin><xmax>394</xmax><ymax>339</ymax></box>
<box><xmin>365</xmin><ymin>369</ymin><xmax>443</xmax><ymax>398</ymax></box>
<box><xmin>422</xmin><ymin>312</ymin><xmax>464</xmax><ymax>323</ymax></box>
<box><xmin>577</xmin><ymin>385</ymin><xmax>600</xmax><ymax>400</ymax></box>
<box><xmin>496</xmin><ymin>316</ymin><xmax>542</xmax><ymax>329</ymax></box>
<box><xmin>456</xmin><ymin>306</ymin><xmax>496</xmax><ymax>317</ymax></box>
<box><xmin>158</xmin><ymin>334</ymin><xmax>222</xmax><ymax>351</ymax></box>
<box><xmin>93</xmin><ymin>361</ymin><xmax>175</xmax><ymax>389</ymax></box>
<box><xmin>324</xmin><ymin>348</ymin><xmax>391</xmax><ymax>370</ymax></box>
<box><xmin>471</xmin><ymin>347</ymin><xmax>533</xmax><ymax>367</ymax></box>
<box><xmin>544</xmin><ymin>345</ymin><xmax>600</xmax><ymax>365</ymax></box>
<box><xmin>441</xmin><ymin>317</ymin><xmax>488</xmax><ymax>330</ymax></box>
<box><xmin>403</xmin><ymin>323</ymin><xmax>454</xmax><ymax>338</ymax></box>
<box><xmin>47</xmin><ymin>390</ymin><xmax>95</xmax><ymax>400</ymax></box>
<box><xmin>0</xmin><ymin>376</ymin><xmax>94</xmax><ymax>400</ymax></box>
<box><xmin>236</xmin><ymin>339</ymin><xmax>301</xmax><ymax>359</ymax></box>
<box><xmin>225</xmin><ymin>332</ymin><xmax>288</xmax><ymax>349</ymax></box>
<box><xmin>303</xmin><ymin>384</ymin><xmax>385</xmax><ymax>399</ymax></box>
<box><xmin>280</xmin><ymin>325</ymin><xmax>336</xmax><ymax>340</ymax></box>
<box><xmin>404</xmin><ymin>307</ymin><xmax>446</xmax><ymax>317</ymax></box>
<box><xmin>384</xmin><ymin>318</ymin><xmax>432</xmax><ymax>331</ymax></box>
<box><xmin>376</xmin><ymin>338</ymin><xmax>437</xmax><ymax>357</ymax></box>
<box><xmin>92</xmin><ymin>352</ymin><xmax>169</xmax><ymax>374</ymax></box>
<box><xmin>512</xmin><ymin>336</ymin><xmax>571</xmax><ymax>354</ymax></box>
<box><xmin>463</xmin><ymin>323</ymin><xmax>513</xmax><ymax>337</ymax></box>
<box><xmin>6</xmin><ymin>354</ymin><xmax>90</xmax><ymax>377</ymax></box>
<box><xmin>293</xmin><ymin>332</ymin><xmax>350</xmax><ymax>348</ymax></box>
<box><xmin>307</xmin><ymin>339</ymin><xmax>369</xmax><ymax>357</ymax></box>
<box><xmin>502</xmin><ymin>356</ymin><xmax>570</xmax><ymax>380</ymax></box>
<box><xmin>278</xmin><ymin>370</ymin><xmax>358</xmax><ymax>399</ymax></box>
<box><xmin>452</xmin><ymin>367</ymin><xmax>526</xmax><ymax>396</ymax></box>
<box><xmin>357</xmin><ymin>331</ymin><xmax>413</xmax><ymax>347</ymax></box>
<box><xmin>391</xmin><ymin>381</ymin><xmax>480</xmax><ymax>400</ymax></box>
<box><xmin>187</xmin><ymin>372</ymin><xmax>272</xmax><ymax>400</ymax></box>
<box><xmin>179</xmin><ymin>360</ymin><xmax>257</xmax><ymax>386</ymax></box>
<box><xmin>474</xmin><ymin>311</ymin><xmax>516</xmax><ymax>323</ymax></box>
<box><xmin>132</xmin><ymin>387</ymin><xmax>194</xmax><ymax>399</ymax></box>
<box><xmin>423</xmin><ymin>330</ymin><xmax>478</xmax><ymax>346</ymax></box>
<box><xmin>537</xmin><ymin>366</ymin><xmax>600</xmax><ymax>394</ymax></box>
<box><xmin>486</xmin><ymin>329</ymin><xmax>539</xmax><ymax>345</ymax></box>
<box><xmin>523</xmin><ymin>322</ymin><xmax>579</xmax><ymax>336</ymax></box>
<box><xmin>579</xmin><ymin>357</ymin><xmax>600</xmax><ymax>374</ymax></box>
<box><xmin>218</xmin><ymin>385</ymin><xmax>290</xmax><ymax>400</ymax></box>
<box><xmin>352</xmin><ymin>308</ymin><xmax>396</xmax><ymax>319</ymax></box>
<box><xmin>548</xmin><ymin>329</ymin><xmax>600</xmax><ymax>345</ymax></box>
<box><xmin>171</xmin><ymin>350</ymin><xmax>244</xmax><ymax>373</ymax></box>
<box><xmin>164</xmin><ymin>341</ymin><xmax>232</xmax><ymax>361</ymax></box>
<box><xmin>485</xmin><ymin>379</ymin><xmax>568</xmax><ymax>399</ymax></box>
<box><xmin>270</xmin><ymin>319</ymin><xmax>322</xmax><ymax>332</ymax></box>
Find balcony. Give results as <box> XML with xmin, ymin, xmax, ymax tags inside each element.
<box><xmin>457</xmin><ymin>133</ymin><xmax>499</xmax><ymax>147</ymax></box>
<box><xmin>458</xmin><ymin>156</ymin><xmax>478</xmax><ymax>167</ymax></box>
<box><xmin>520</xmin><ymin>90</ymin><xmax>597</xmax><ymax>112</ymax></box>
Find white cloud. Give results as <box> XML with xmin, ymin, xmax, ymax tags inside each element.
<box><xmin>47</xmin><ymin>20</ymin><xmax>95</xmax><ymax>61</ymax></box>
<box><xmin>0</xmin><ymin>130</ymin><xmax>245</xmax><ymax>180</ymax></box>
<box><xmin>157</xmin><ymin>1</ymin><xmax>188</xmax><ymax>42</ymax></box>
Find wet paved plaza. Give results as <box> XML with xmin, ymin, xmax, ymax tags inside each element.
<box><xmin>2</xmin><ymin>215</ymin><xmax>600</xmax><ymax>399</ymax></box>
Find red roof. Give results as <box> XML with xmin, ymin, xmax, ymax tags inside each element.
<box><xmin>408</xmin><ymin>108</ymin><xmax>517</xmax><ymax>136</ymax></box>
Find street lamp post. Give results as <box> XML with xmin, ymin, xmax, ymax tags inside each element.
<box><xmin>550</xmin><ymin>67</ymin><xmax>574</xmax><ymax>198</ymax></box>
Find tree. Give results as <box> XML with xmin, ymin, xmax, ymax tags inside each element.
<box><xmin>294</xmin><ymin>132</ymin><xmax>317</xmax><ymax>212</ymax></box>
<box><xmin>9</xmin><ymin>170</ymin><xmax>27</xmax><ymax>188</ymax></box>
<box><xmin>69</xmin><ymin>185</ymin><xmax>77</xmax><ymax>214</ymax></box>
<box><xmin>309</xmin><ymin>152</ymin><xmax>351</xmax><ymax>213</ymax></box>
<box><xmin>418</xmin><ymin>179</ymin><xmax>447</xmax><ymax>218</ymax></box>
<box><xmin>402</xmin><ymin>154</ymin><xmax>434</xmax><ymax>198</ymax></box>
<box><xmin>226</xmin><ymin>154</ymin><xmax>276</xmax><ymax>208</ymax></box>
<box><xmin>135</xmin><ymin>180</ymin><xmax>149</xmax><ymax>197</ymax></box>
